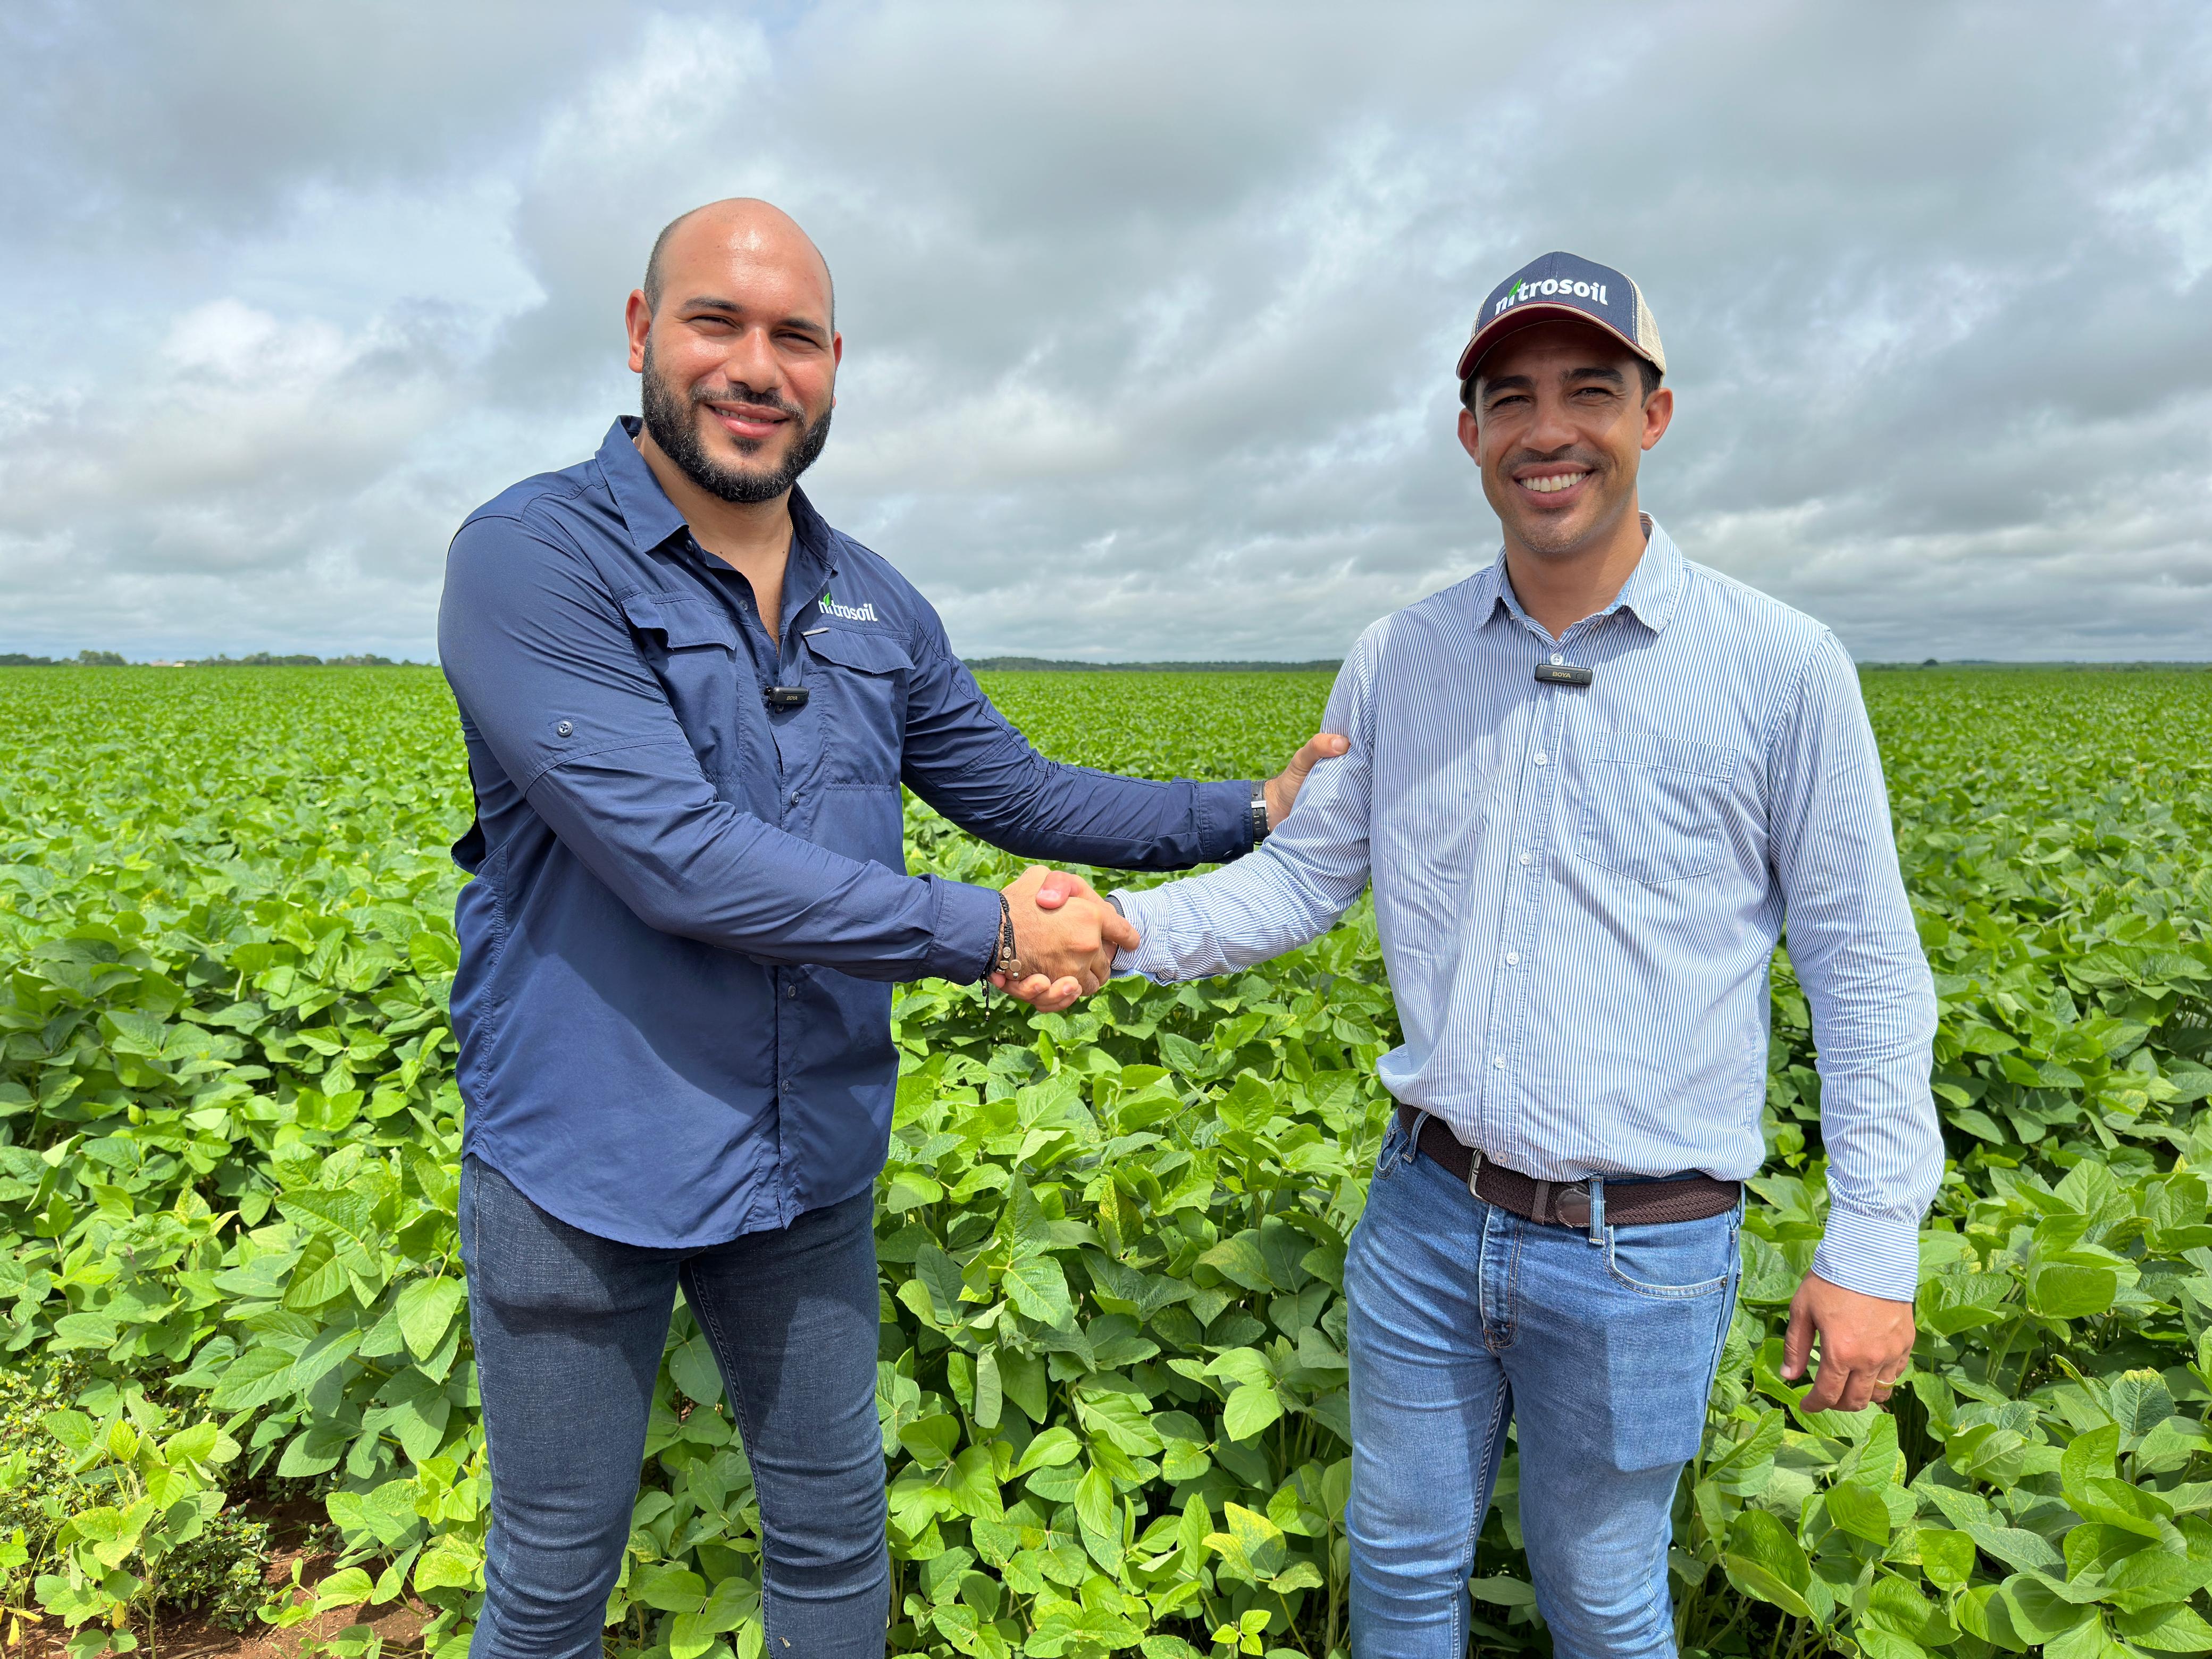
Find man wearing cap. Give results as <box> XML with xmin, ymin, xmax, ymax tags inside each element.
<box><xmin>1025</xmin><ymin>253</ymin><xmax>1940</xmax><ymax>1655</ymax></box>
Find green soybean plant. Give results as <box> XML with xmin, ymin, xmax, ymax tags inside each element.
<box><xmin>2</xmin><ymin>664</ymin><xmax>2211</xmax><ymax>1658</ymax></box>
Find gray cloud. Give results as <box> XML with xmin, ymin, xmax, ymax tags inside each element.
<box><xmin>2</xmin><ymin>0</ymin><xmax>2209</xmax><ymax>663</ymax></box>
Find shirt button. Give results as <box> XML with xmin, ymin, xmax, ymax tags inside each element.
<box><xmin>556</xmin><ymin>720</ymin><xmax>573</xmax><ymax>737</ymax></box>
<box><xmin>1534</xmin><ymin>751</ymin><xmax>1548</xmax><ymax>766</ymax></box>
<box><xmin>1550</xmin><ymin>653</ymin><xmax>1563</xmax><ymax>665</ymax></box>
<box><xmin>1505</xmin><ymin>952</ymin><xmax>1520</xmax><ymax>965</ymax></box>
<box><xmin>1519</xmin><ymin>852</ymin><xmax>1532</xmax><ymax>866</ymax></box>
<box><xmin>1492</xmin><ymin>1055</ymin><xmax>1506</xmax><ymax>1069</ymax></box>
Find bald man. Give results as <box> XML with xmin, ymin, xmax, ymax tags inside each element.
<box><xmin>437</xmin><ymin>200</ymin><xmax>1343</xmax><ymax>1658</ymax></box>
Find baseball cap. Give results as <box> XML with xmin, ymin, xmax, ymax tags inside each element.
<box><xmin>1455</xmin><ymin>251</ymin><xmax>1665</xmax><ymax>384</ymax></box>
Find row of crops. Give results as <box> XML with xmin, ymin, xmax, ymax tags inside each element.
<box><xmin>1</xmin><ymin>664</ymin><xmax>2210</xmax><ymax>1658</ymax></box>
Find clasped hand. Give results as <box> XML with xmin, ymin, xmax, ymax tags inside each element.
<box><xmin>991</xmin><ymin>866</ymin><xmax>1132</xmax><ymax>1012</ymax></box>
<box><xmin>988</xmin><ymin>731</ymin><xmax>1351</xmax><ymax>1013</ymax></box>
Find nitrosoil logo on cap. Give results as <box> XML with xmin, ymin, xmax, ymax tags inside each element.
<box><xmin>1477</xmin><ymin>252</ymin><xmax>1635</xmax><ymax>337</ymax></box>
<box><xmin>1460</xmin><ymin>249</ymin><xmax>1664</xmax><ymax>381</ymax></box>
<box><xmin>1495</xmin><ymin>274</ymin><xmax>1611</xmax><ymax>314</ymax></box>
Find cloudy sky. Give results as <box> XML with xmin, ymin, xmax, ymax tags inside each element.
<box><xmin>4</xmin><ymin>1</ymin><xmax>2209</xmax><ymax>663</ymax></box>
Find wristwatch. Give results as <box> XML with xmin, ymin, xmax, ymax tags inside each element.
<box><xmin>1250</xmin><ymin>782</ymin><xmax>1271</xmax><ymax>844</ymax></box>
<box><xmin>995</xmin><ymin>894</ymin><xmax>1023</xmax><ymax>979</ymax></box>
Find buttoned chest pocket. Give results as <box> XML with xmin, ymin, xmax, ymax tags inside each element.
<box><xmin>622</xmin><ymin>596</ymin><xmax>745</xmax><ymax>769</ymax></box>
<box><xmin>802</xmin><ymin>627</ymin><xmax>912</xmax><ymax>785</ymax></box>
<box><xmin>1573</xmin><ymin>729</ymin><xmax>1740</xmax><ymax>885</ymax></box>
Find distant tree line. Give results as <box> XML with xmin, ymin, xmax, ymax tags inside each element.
<box><xmin>963</xmin><ymin>656</ymin><xmax>1344</xmax><ymax>673</ymax></box>
<box><xmin>0</xmin><ymin>651</ymin><xmax>416</xmax><ymax>667</ymax></box>
<box><xmin>190</xmin><ymin>653</ymin><xmax>408</xmax><ymax>667</ymax></box>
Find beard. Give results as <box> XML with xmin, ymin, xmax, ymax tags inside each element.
<box><xmin>640</xmin><ymin>339</ymin><xmax>834</xmax><ymax>505</ymax></box>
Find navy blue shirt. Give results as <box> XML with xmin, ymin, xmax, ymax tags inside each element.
<box><xmin>438</xmin><ymin>418</ymin><xmax>1254</xmax><ymax>1246</ymax></box>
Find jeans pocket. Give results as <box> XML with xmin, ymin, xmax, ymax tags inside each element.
<box><xmin>1605</xmin><ymin>1212</ymin><xmax>1736</xmax><ymax>1298</ymax></box>
<box><xmin>1593</xmin><ymin>1213</ymin><xmax>1742</xmax><ymax>1472</ymax></box>
<box><xmin>1701</xmin><ymin>1230</ymin><xmax>1744</xmax><ymax>1402</ymax></box>
<box><xmin>1373</xmin><ymin>1116</ymin><xmax>1406</xmax><ymax>1178</ymax></box>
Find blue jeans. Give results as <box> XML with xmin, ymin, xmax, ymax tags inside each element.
<box><xmin>1345</xmin><ymin>1117</ymin><xmax>1741</xmax><ymax>1658</ymax></box>
<box><xmin>459</xmin><ymin>1157</ymin><xmax>888</xmax><ymax>1659</ymax></box>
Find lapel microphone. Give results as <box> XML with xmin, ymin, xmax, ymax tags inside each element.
<box><xmin>1534</xmin><ymin>662</ymin><xmax>1594</xmax><ymax>687</ymax></box>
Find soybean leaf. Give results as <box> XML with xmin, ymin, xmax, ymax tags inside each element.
<box><xmin>396</xmin><ymin>1276</ymin><xmax>464</xmax><ymax>1361</ymax></box>
<box><xmin>1722</xmin><ymin>1510</ymin><xmax>1815</xmax><ymax>1622</ymax></box>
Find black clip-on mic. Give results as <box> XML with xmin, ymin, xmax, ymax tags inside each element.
<box><xmin>1534</xmin><ymin>662</ymin><xmax>1594</xmax><ymax>687</ymax></box>
<box><xmin>769</xmin><ymin>621</ymin><xmax>831</xmax><ymax>708</ymax></box>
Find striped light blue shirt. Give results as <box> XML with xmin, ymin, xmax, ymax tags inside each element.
<box><xmin>1115</xmin><ymin>522</ymin><xmax>1941</xmax><ymax>1301</ymax></box>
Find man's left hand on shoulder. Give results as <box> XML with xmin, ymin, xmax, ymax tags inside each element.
<box><xmin>1782</xmin><ymin>1271</ymin><xmax>1916</xmax><ymax>1412</ymax></box>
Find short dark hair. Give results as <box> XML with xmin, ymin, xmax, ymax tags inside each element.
<box><xmin>642</xmin><ymin>214</ymin><xmax>685</xmax><ymax>313</ymax></box>
<box><xmin>1460</xmin><ymin>354</ymin><xmax>1663</xmax><ymax>414</ymax></box>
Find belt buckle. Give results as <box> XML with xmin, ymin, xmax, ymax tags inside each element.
<box><xmin>1464</xmin><ymin>1145</ymin><xmax>1484</xmax><ymax>1199</ymax></box>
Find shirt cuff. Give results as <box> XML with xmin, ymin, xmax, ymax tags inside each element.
<box><xmin>926</xmin><ymin>877</ymin><xmax>1004</xmax><ymax>983</ymax></box>
<box><xmin>1107</xmin><ymin>884</ymin><xmax>1162</xmax><ymax>978</ymax></box>
<box><xmin>1199</xmin><ymin>779</ymin><xmax>1259</xmax><ymax>860</ymax></box>
<box><xmin>1809</xmin><ymin>1205</ymin><xmax>1923</xmax><ymax>1303</ymax></box>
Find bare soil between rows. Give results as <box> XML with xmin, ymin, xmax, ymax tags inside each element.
<box><xmin>12</xmin><ymin>1515</ymin><xmax>430</xmax><ymax>1659</ymax></box>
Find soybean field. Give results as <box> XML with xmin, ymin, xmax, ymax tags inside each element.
<box><xmin>2</xmin><ymin>664</ymin><xmax>2210</xmax><ymax>1659</ymax></box>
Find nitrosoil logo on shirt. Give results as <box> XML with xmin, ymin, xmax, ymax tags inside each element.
<box><xmin>817</xmin><ymin>588</ymin><xmax>879</xmax><ymax>623</ymax></box>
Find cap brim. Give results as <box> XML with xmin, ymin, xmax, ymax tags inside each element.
<box><xmin>1454</xmin><ymin>304</ymin><xmax>1656</xmax><ymax>384</ymax></box>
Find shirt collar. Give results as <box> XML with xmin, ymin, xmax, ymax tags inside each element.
<box><xmin>596</xmin><ymin>417</ymin><xmax>689</xmax><ymax>556</ymax></box>
<box><xmin>1612</xmin><ymin>517</ymin><xmax>1686</xmax><ymax>633</ymax></box>
<box><xmin>785</xmin><ymin>484</ymin><xmax>837</xmax><ymax>582</ymax></box>
<box><xmin>1469</xmin><ymin>557</ymin><xmax>1516</xmax><ymax>629</ymax></box>
<box><xmin>1474</xmin><ymin>514</ymin><xmax>1688</xmax><ymax>639</ymax></box>
<box><xmin>781</xmin><ymin>487</ymin><xmax>838</xmax><ymax>613</ymax></box>
<box><xmin>594</xmin><ymin>415</ymin><xmax>841</xmax><ymax>590</ymax></box>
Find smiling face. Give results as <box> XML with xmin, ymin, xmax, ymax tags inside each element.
<box><xmin>1457</xmin><ymin>318</ymin><xmax>1672</xmax><ymax>560</ymax></box>
<box><xmin>625</xmin><ymin>200</ymin><xmax>842</xmax><ymax>505</ymax></box>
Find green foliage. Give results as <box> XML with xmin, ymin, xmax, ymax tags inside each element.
<box><xmin>21</xmin><ymin>1381</ymin><xmax>242</xmax><ymax>1654</ymax></box>
<box><xmin>0</xmin><ymin>664</ymin><xmax>2209</xmax><ymax>1658</ymax></box>
<box><xmin>1</xmin><ymin>1358</ymin><xmax>92</xmax><ymax>1547</ymax></box>
<box><xmin>147</xmin><ymin>1507</ymin><xmax>275</xmax><ymax>1631</ymax></box>
<box><xmin>0</xmin><ymin>1360</ymin><xmax>267</xmax><ymax>1631</ymax></box>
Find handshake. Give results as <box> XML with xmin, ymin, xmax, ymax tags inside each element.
<box><xmin>984</xmin><ymin>731</ymin><xmax>1351</xmax><ymax>1013</ymax></box>
<box><xmin>989</xmin><ymin>866</ymin><xmax>1132</xmax><ymax>1012</ymax></box>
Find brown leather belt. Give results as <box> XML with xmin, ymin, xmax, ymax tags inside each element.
<box><xmin>1398</xmin><ymin>1105</ymin><xmax>1740</xmax><ymax>1228</ymax></box>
